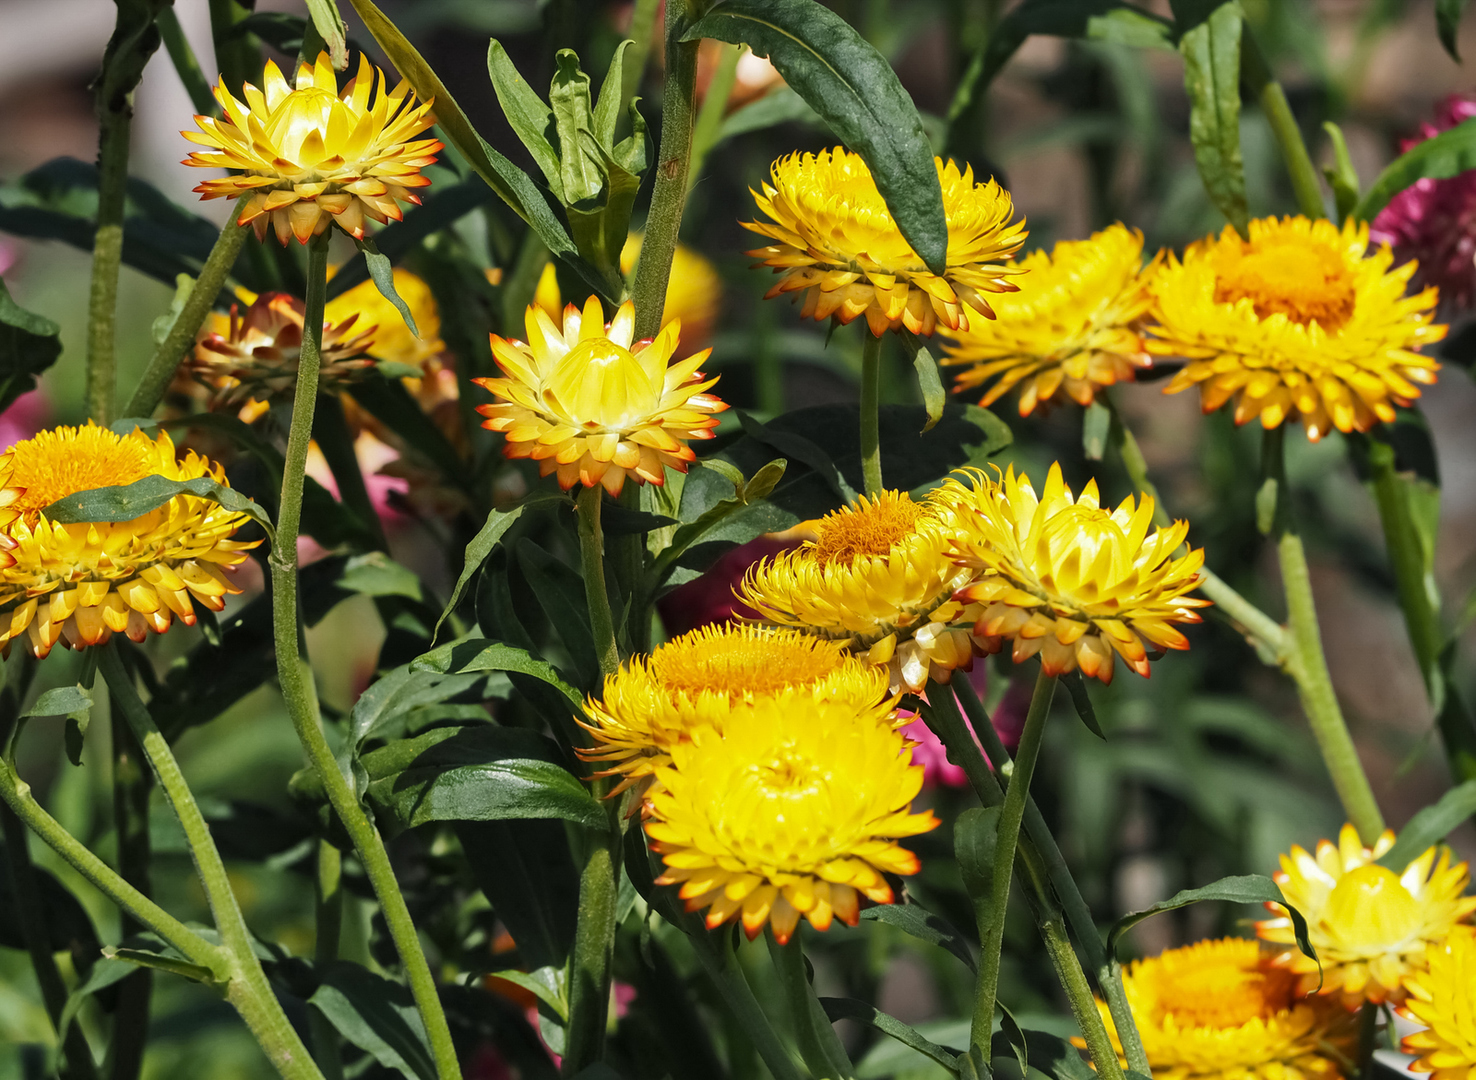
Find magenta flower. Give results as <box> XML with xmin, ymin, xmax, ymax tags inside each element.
<box><xmin>0</xmin><ymin>390</ymin><xmax>48</xmax><ymax>451</ymax></box>
<box><xmin>904</xmin><ymin>669</ymin><xmax>1032</xmax><ymax>789</ymax></box>
<box><xmin>1371</xmin><ymin>94</ymin><xmax>1476</xmax><ymax>311</ymax></box>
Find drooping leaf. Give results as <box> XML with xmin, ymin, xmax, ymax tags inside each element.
<box><xmin>860</xmin><ymin>902</ymin><xmax>977</xmax><ymax>974</ymax></box>
<box><xmin>906</xmin><ymin>332</ymin><xmax>947</xmax><ymax>433</ymax></box>
<box><xmin>1376</xmin><ymin>781</ymin><xmax>1476</xmax><ymax>872</ymax></box>
<box><xmin>24</xmin><ymin>685</ymin><xmax>93</xmax><ymax>766</ymax></box>
<box><xmin>1355</xmin><ymin>116</ymin><xmax>1476</xmax><ymax>222</ymax></box>
<box><xmin>310</xmin><ymin>962</ymin><xmax>437</xmax><ymax>1080</ymax></box>
<box><xmin>1107</xmin><ymin>874</ymin><xmax>1317</xmax><ymax>966</ymax></box>
<box><xmin>356</xmin><ymin>237</ymin><xmax>420</xmax><ymax>337</ymax></box>
<box><xmin>43</xmin><ymin>474</ymin><xmax>273</xmax><ymax>539</ymax></box>
<box><xmin>820</xmin><ymin>998</ymin><xmax>959</xmax><ymax>1070</ymax></box>
<box><xmin>1061</xmin><ymin>670</ymin><xmax>1105</xmax><ymax>739</ymax></box>
<box><xmin>0</xmin><ymin>277</ymin><xmax>62</xmax><ymax>416</ymax></box>
<box><xmin>683</xmin><ymin>0</ymin><xmax>948</xmax><ymax>276</ymax></box>
<box><xmin>1177</xmin><ymin>1</ymin><xmax>1248</xmax><ymax>233</ymax></box>
<box><xmin>432</xmin><ymin>495</ymin><xmax>566</xmax><ymax>641</ymax></box>
<box><xmin>303</xmin><ymin>0</ymin><xmax>350</xmax><ymax>68</ymax></box>
<box><xmin>1438</xmin><ymin>0</ymin><xmax>1470</xmax><ymax>62</ymax></box>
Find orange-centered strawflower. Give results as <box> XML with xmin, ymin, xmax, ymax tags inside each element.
<box><xmin>183</xmin><ymin>53</ymin><xmax>441</xmax><ymax>244</ymax></box>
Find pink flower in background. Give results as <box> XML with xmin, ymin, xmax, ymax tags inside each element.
<box><xmin>1371</xmin><ymin>94</ymin><xmax>1476</xmax><ymax>311</ymax></box>
<box><xmin>0</xmin><ymin>390</ymin><xmax>48</xmax><ymax>451</ymax></box>
<box><xmin>466</xmin><ymin>1044</ymin><xmax>512</xmax><ymax>1080</ymax></box>
<box><xmin>657</xmin><ymin>532</ymin><xmax>805</xmax><ymax>636</ymax></box>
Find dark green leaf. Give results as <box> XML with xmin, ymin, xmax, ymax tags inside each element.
<box><xmin>350</xmin><ymin>662</ymin><xmax>487</xmax><ymax>745</ymax></box>
<box><xmin>995</xmin><ymin>1006</ymin><xmax>1030</xmax><ymax>1080</ymax></box>
<box><xmin>737</xmin><ymin>410</ymin><xmax>856</xmax><ymax>503</ymax></box>
<box><xmin>1178</xmin><ymin>1</ymin><xmax>1248</xmax><ymax>233</ymax></box>
<box><xmin>43</xmin><ymin>474</ymin><xmax>273</xmax><ymax>539</ymax></box>
<box><xmin>860</xmin><ymin>902</ymin><xmax>976</xmax><ymax>974</ymax></box>
<box><xmin>0</xmin><ymin>843</ymin><xmax>100</xmax><ymax>957</ymax></box>
<box><xmin>23</xmin><ymin>685</ymin><xmax>92</xmax><ymax>719</ymax></box>
<box><xmin>411</xmin><ymin>638</ymin><xmax>584</xmax><ymax>709</ymax></box>
<box><xmin>1356</xmin><ymin>117</ymin><xmax>1476</xmax><ymax>222</ymax></box>
<box><xmin>516</xmin><ymin>539</ymin><xmax>600</xmax><ymax>691</ymax></box>
<box><xmin>340</xmin><ymin>552</ymin><xmax>424</xmax><ymax>602</ymax></box>
<box><xmin>684</xmin><ymin>0</ymin><xmax>948</xmax><ymax>276</ymax></box>
<box><xmin>458</xmin><ymin>820</ymin><xmax>579</xmax><ymax>969</ymax></box>
<box><xmin>1061</xmin><ymin>671</ymin><xmax>1105</xmax><ymax>739</ymax></box>
<box><xmin>1107</xmin><ymin>874</ymin><xmax>1317</xmax><ymax>967</ymax></box>
<box><xmin>0</xmin><ymin>277</ymin><xmax>62</xmax><ymax>415</ymax></box>
<box><xmin>311</xmin><ymin>962</ymin><xmax>437</xmax><ymax>1080</ymax></box>
<box><xmin>57</xmin><ymin>955</ymin><xmax>138</xmax><ymax>1037</ymax></box>
<box><xmin>992</xmin><ymin>1025</ymin><xmax>1096</xmax><ymax>1080</ymax></box>
<box><xmin>954</xmin><ymin>806</ymin><xmax>999</xmax><ymax>910</ymax></box>
<box><xmin>820</xmin><ymin>998</ymin><xmax>958</xmax><ymax>1070</ymax></box>
<box><xmin>356</xmin><ymin>237</ymin><xmax>420</xmax><ymax>337</ymax></box>
<box><xmin>1376</xmin><ymin>781</ymin><xmax>1476</xmax><ymax>871</ymax></box>
<box><xmin>651</xmin><ymin>458</ymin><xmax>787</xmax><ymax>582</ymax></box>
<box><xmin>487</xmin><ymin>39</ymin><xmax>561</xmax><ymax>194</ymax></box>
<box><xmin>906</xmin><ymin>333</ymin><xmax>946</xmax><ymax>433</ymax></box>
<box><xmin>1438</xmin><ymin>0</ymin><xmax>1470</xmax><ymax>61</ymax></box>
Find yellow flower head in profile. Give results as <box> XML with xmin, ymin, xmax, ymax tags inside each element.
<box><xmin>645</xmin><ymin>693</ymin><xmax>938</xmax><ymax>943</ymax></box>
<box><xmin>1093</xmin><ymin>938</ymin><xmax>1357</xmax><ymax>1080</ymax></box>
<box><xmin>1256</xmin><ymin>823</ymin><xmax>1476</xmax><ymax>1009</ymax></box>
<box><xmin>1147</xmin><ymin>216</ymin><xmax>1444</xmax><ymax>440</ymax></box>
<box><xmin>941</xmin><ymin>464</ymin><xmax>1208</xmax><ymax>684</ymax></box>
<box><xmin>739</xmin><ymin>490</ymin><xmax>984</xmax><ymax>693</ymax></box>
<box><xmin>940</xmin><ymin>224</ymin><xmax>1155</xmax><ymax>416</ymax></box>
<box><xmin>473</xmin><ymin>296</ymin><xmax>727</xmax><ymax>495</ymax></box>
<box><xmin>1400</xmin><ymin>926</ymin><xmax>1476</xmax><ymax>1080</ymax></box>
<box><xmin>744</xmin><ymin>147</ymin><xmax>1027</xmax><ymax>336</ymax></box>
<box><xmin>0</xmin><ymin>425</ymin><xmax>259</xmax><ymax>658</ymax></box>
<box><xmin>182</xmin><ymin>53</ymin><xmax>442</xmax><ymax>244</ymax></box>
<box><xmin>579</xmin><ymin>624</ymin><xmax>892</xmax><ymax>792</ymax></box>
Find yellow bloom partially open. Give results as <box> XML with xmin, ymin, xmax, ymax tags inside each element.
<box><xmin>1094</xmin><ymin>938</ymin><xmax>1357</xmax><ymax>1080</ymax></box>
<box><xmin>1147</xmin><ymin>216</ymin><xmax>1444</xmax><ymax>440</ymax></box>
<box><xmin>1257</xmin><ymin>824</ymin><xmax>1476</xmax><ymax>1008</ymax></box>
<box><xmin>1400</xmin><ymin>926</ymin><xmax>1476</xmax><ymax>1080</ymax></box>
<box><xmin>183</xmin><ymin>53</ymin><xmax>441</xmax><ymax>244</ymax></box>
<box><xmin>940</xmin><ymin>223</ymin><xmax>1154</xmax><ymax>415</ymax></box>
<box><xmin>473</xmin><ymin>297</ymin><xmax>727</xmax><ymax>495</ymax></box>
<box><xmin>0</xmin><ymin>425</ymin><xmax>258</xmax><ymax>657</ymax></box>
<box><xmin>645</xmin><ymin>693</ymin><xmax>938</xmax><ymax>943</ymax></box>
<box><xmin>744</xmin><ymin>148</ymin><xmax>1027</xmax><ymax>336</ymax></box>
<box><xmin>940</xmin><ymin>464</ymin><xmax>1208</xmax><ymax>683</ymax></box>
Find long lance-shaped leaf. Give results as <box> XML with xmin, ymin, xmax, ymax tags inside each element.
<box><xmin>1355</xmin><ymin>116</ymin><xmax>1476</xmax><ymax>222</ymax></box>
<box><xmin>43</xmin><ymin>474</ymin><xmax>273</xmax><ymax>539</ymax></box>
<box><xmin>1176</xmin><ymin>0</ymin><xmax>1248</xmax><ymax>234</ymax></box>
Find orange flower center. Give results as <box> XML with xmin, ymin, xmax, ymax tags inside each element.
<box><xmin>1213</xmin><ymin>242</ymin><xmax>1357</xmax><ymax>331</ymax></box>
<box><xmin>1322</xmin><ymin>864</ymin><xmax>1424</xmax><ymax>949</ymax></box>
<box><xmin>1153</xmin><ymin>953</ymin><xmax>1296</xmax><ymax>1029</ymax></box>
<box><xmin>2</xmin><ymin>427</ymin><xmax>155</xmax><ymax>517</ymax></box>
<box><xmin>651</xmin><ymin>634</ymin><xmax>845</xmax><ymax>698</ymax></box>
<box><xmin>813</xmin><ymin>492</ymin><xmax>926</xmax><ymax>565</ymax></box>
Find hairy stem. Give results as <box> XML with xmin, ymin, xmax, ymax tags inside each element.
<box><xmin>1039</xmin><ymin>915</ymin><xmax>1124</xmax><ymax>1080</ymax></box>
<box><xmin>577</xmin><ymin>486</ymin><xmax>621</xmax><ymax>679</ymax></box>
<box><xmin>86</xmin><ymin>114</ymin><xmax>129</xmax><ymax>425</ymax></box>
<box><xmin>686</xmin><ymin>928</ymin><xmax>807</xmax><ymax>1080</ymax></box>
<box><xmin>860</xmin><ymin>332</ymin><xmax>884</xmax><ymax>497</ymax></box>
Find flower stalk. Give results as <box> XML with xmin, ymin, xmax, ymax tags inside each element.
<box><xmin>86</xmin><ymin>106</ymin><xmax>130</xmax><ymax>425</ymax></box>
<box><xmin>860</xmin><ymin>332</ymin><xmax>884</xmax><ymax>497</ymax></box>
<box><xmin>685</xmin><ymin>922</ymin><xmax>807</xmax><ymax>1080</ymax></box>
<box><xmin>769</xmin><ymin>931</ymin><xmax>855</xmax><ymax>1080</ymax></box>
<box><xmin>1240</xmin><ymin>32</ymin><xmax>1325</xmax><ymax>221</ymax></box>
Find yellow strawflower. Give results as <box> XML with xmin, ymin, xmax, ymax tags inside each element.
<box><xmin>1256</xmin><ymin>824</ymin><xmax>1476</xmax><ymax>1008</ymax></box>
<box><xmin>579</xmin><ymin>624</ymin><xmax>892</xmax><ymax>793</ymax></box>
<box><xmin>1093</xmin><ymin>938</ymin><xmax>1357</xmax><ymax>1080</ymax></box>
<box><xmin>473</xmin><ymin>296</ymin><xmax>727</xmax><ymax>495</ymax></box>
<box><xmin>744</xmin><ymin>147</ymin><xmax>1027</xmax><ymax>336</ymax></box>
<box><xmin>1147</xmin><ymin>216</ymin><xmax>1444</xmax><ymax>439</ymax></box>
<box><xmin>645</xmin><ymin>693</ymin><xmax>938</xmax><ymax>943</ymax></box>
<box><xmin>1400</xmin><ymin>926</ymin><xmax>1476</xmax><ymax>1080</ymax></box>
<box><xmin>738</xmin><ymin>490</ymin><xmax>985</xmax><ymax>693</ymax></box>
<box><xmin>182</xmin><ymin>53</ymin><xmax>441</xmax><ymax>244</ymax></box>
<box><xmin>939</xmin><ymin>464</ymin><xmax>1208</xmax><ymax>684</ymax></box>
<box><xmin>940</xmin><ymin>223</ymin><xmax>1154</xmax><ymax>415</ymax></box>
<box><xmin>0</xmin><ymin>425</ymin><xmax>258</xmax><ymax>658</ymax></box>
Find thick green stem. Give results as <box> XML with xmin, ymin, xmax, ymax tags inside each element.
<box><xmin>97</xmin><ymin>644</ymin><xmax>323</xmax><ymax>1080</ymax></box>
<box><xmin>1241</xmin><ymin>32</ymin><xmax>1325</xmax><ymax>220</ymax></box>
<box><xmin>108</xmin><ymin>715</ymin><xmax>153</xmax><ymax>1080</ymax></box>
<box><xmin>860</xmin><ymin>332</ymin><xmax>884</xmax><ymax>497</ymax></box>
<box><xmin>971</xmin><ymin>667</ymin><xmax>1054</xmax><ymax>1056</ymax></box>
<box><xmin>577</xmin><ymin>486</ymin><xmax>621</xmax><ymax>678</ymax></box>
<box><xmin>686</xmin><ymin>928</ymin><xmax>807</xmax><ymax>1080</ymax></box>
<box><xmin>125</xmin><ymin>220</ymin><xmax>250</xmax><ymax>419</ymax></box>
<box><xmin>768</xmin><ymin>932</ymin><xmax>854</xmax><ymax>1080</ymax></box>
<box><xmin>310</xmin><ymin>841</ymin><xmax>345</xmax><ymax>1080</ymax></box>
<box><xmin>87</xmin><ymin>111</ymin><xmax>130</xmax><ymax>425</ymax></box>
<box><xmin>631</xmin><ymin>0</ymin><xmax>700</xmax><ymax>341</ymax></box>
<box><xmin>563</xmin><ymin>838</ymin><xmax>618</xmax><ymax>1075</ymax></box>
<box><xmin>1039</xmin><ymin>915</ymin><xmax>1125</xmax><ymax>1080</ymax></box>
<box><xmin>271</xmin><ymin>234</ymin><xmax>461</xmax><ymax>1080</ymax></box>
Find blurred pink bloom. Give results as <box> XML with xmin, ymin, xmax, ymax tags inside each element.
<box><xmin>0</xmin><ymin>390</ymin><xmax>48</xmax><ymax>450</ymax></box>
<box><xmin>1371</xmin><ymin>94</ymin><xmax>1476</xmax><ymax>311</ymax></box>
<box><xmin>466</xmin><ymin>1044</ymin><xmax>512</xmax><ymax>1080</ymax></box>
<box><xmin>657</xmin><ymin>533</ymin><xmax>803</xmax><ymax>636</ymax></box>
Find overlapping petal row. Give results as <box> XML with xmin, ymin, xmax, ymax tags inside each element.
<box><xmin>474</xmin><ymin>297</ymin><xmax>727</xmax><ymax>495</ymax></box>
<box><xmin>1400</xmin><ymin>926</ymin><xmax>1476</xmax><ymax>1080</ymax></box>
<box><xmin>938</xmin><ymin>464</ymin><xmax>1209</xmax><ymax>684</ymax></box>
<box><xmin>939</xmin><ymin>223</ymin><xmax>1155</xmax><ymax>415</ymax></box>
<box><xmin>182</xmin><ymin>52</ymin><xmax>442</xmax><ymax>244</ymax></box>
<box><xmin>1146</xmin><ymin>216</ymin><xmax>1445</xmax><ymax>440</ymax></box>
<box><xmin>1256</xmin><ymin>823</ymin><xmax>1476</xmax><ymax>1009</ymax></box>
<box><xmin>744</xmin><ymin>147</ymin><xmax>1027</xmax><ymax>336</ymax></box>
<box><xmin>0</xmin><ymin>425</ymin><xmax>258</xmax><ymax>658</ymax></box>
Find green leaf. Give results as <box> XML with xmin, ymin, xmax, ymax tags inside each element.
<box><xmin>1438</xmin><ymin>0</ymin><xmax>1470</xmax><ymax>62</ymax></box>
<box><xmin>339</xmin><ymin>552</ymin><xmax>424</xmax><ymax>602</ymax></box>
<box><xmin>906</xmin><ymin>332</ymin><xmax>946</xmax><ymax>433</ymax></box>
<box><xmin>1355</xmin><ymin>116</ymin><xmax>1476</xmax><ymax>222</ymax></box>
<box><xmin>458</xmin><ymin>820</ymin><xmax>579</xmax><ymax>970</ymax></box>
<box><xmin>954</xmin><ymin>806</ymin><xmax>998</xmax><ymax>914</ymax></box>
<box><xmin>1082</xmin><ymin>400</ymin><xmax>1112</xmax><ymax>461</ymax></box>
<box><xmin>151</xmin><ymin>272</ymin><xmax>194</xmax><ymax>346</ymax></box>
<box><xmin>102</xmin><ymin>945</ymin><xmax>215</xmax><ymax>984</ymax></box>
<box><xmin>591</xmin><ymin>41</ymin><xmax>632</xmax><ymax>150</ymax></box>
<box><xmin>0</xmin><ymin>276</ymin><xmax>62</xmax><ymax>416</ymax></box>
<box><xmin>1178</xmin><ymin>1</ymin><xmax>1248</xmax><ymax>234</ymax></box>
<box><xmin>1322</xmin><ymin>121</ymin><xmax>1361</xmax><ymax>222</ymax></box>
<box><xmin>24</xmin><ymin>685</ymin><xmax>93</xmax><ymax>766</ymax></box>
<box><xmin>486</xmin><ymin>39</ymin><xmax>562</xmax><ymax>195</ymax></box>
<box><xmin>310</xmin><ymin>962</ymin><xmax>437</xmax><ymax>1080</ymax></box>
<box><xmin>1088</xmin><ymin>7</ymin><xmax>1175</xmax><ymax>49</ymax></box>
<box><xmin>349</xmin><ymin>663</ymin><xmax>487</xmax><ymax>746</ymax></box>
<box><xmin>820</xmin><ymin>998</ymin><xmax>959</xmax><ymax>1071</ymax></box>
<box><xmin>411</xmin><ymin>638</ymin><xmax>584</xmax><ymax>709</ymax></box>
<box><xmin>860</xmin><ymin>902</ymin><xmax>977</xmax><ymax>974</ymax></box>
<box><xmin>42</xmin><ymin>474</ymin><xmax>273</xmax><ymax>540</ymax></box>
<box><xmin>550</xmin><ymin>50</ymin><xmax>606</xmax><ymax>207</ymax></box>
<box><xmin>716</xmin><ymin>86</ymin><xmax>826</xmax><ymax>143</ymax></box>
<box><xmin>737</xmin><ymin>410</ymin><xmax>857</xmax><ymax>504</ymax></box>
<box><xmin>1376</xmin><ymin>781</ymin><xmax>1476</xmax><ymax>871</ymax></box>
<box><xmin>993</xmin><ymin>1025</ymin><xmax>1096</xmax><ymax>1080</ymax></box>
<box><xmin>302</xmin><ymin>0</ymin><xmax>349</xmax><ymax>68</ymax></box>
<box><xmin>683</xmin><ymin>0</ymin><xmax>948</xmax><ymax>276</ymax></box>
<box><xmin>356</xmin><ymin>237</ymin><xmax>420</xmax><ymax>337</ymax></box>
<box><xmin>432</xmin><ymin>494</ymin><xmax>566</xmax><ymax>641</ymax></box>
<box><xmin>650</xmin><ymin>458</ymin><xmax>787</xmax><ymax>582</ymax></box>
<box><xmin>487</xmin><ymin>966</ymin><xmax>568</xmax><ymax>1018</ymax></box>
<box><xmin>1107</xmin><ymin>874</ymin><xmax>1317</xmax><ymax>967</ymax></box>
<box><xmin>1061</xmin><ymin>670</ymin><xmax>1105</xmax><ymax>739</ymax></box>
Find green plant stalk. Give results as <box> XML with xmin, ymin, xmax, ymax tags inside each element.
<box><xmin>620</xmin><ymin>0</ymin><xmax>662</xmax><ymax>111</ymax></box>
<box><xmin>108</xmin><ymin>714</ymin><xmax>154</xmax><ymax>1080</ymax></box>
<box><xmin>577</xmin><ymin>486</ymin><xmax>621</xmax><ymax>679</ymax></box>
<box><xmin>686</xmin><ymin>42</ymin><xmax>741</xmax><ymax>192</ymax></box>
<box><xmin>1039</xmin><ymin>914</ymin><xmax>1124</xmax><ymax>1080</ymax></box>
<box><xmin>971</xmin><ymin>667</ymin><xmax>1054</xmax><ymax>1056</ymax></box>
<box><xmin>860</xmin><ymin>332</ymin><xmax>884</xmax><ymax>497</ymax></box>
<box><xmin>126</xmin><ymin>220</ymin><xmax>250</xmax><ymax>418</ymax></box>
<box><xmin>158</xmin><ymin>7</ymin><xmax>218</xmax><ymax>117</ymax></box>
<box><xmin>0</xmin><ymin>803</ymin><xmax>99</xmax><ymax>1080</ymax></box>
<box><xmin>97</xmin><ymin>644</ymin><xmax>323</xmax><ymax>1080</ymax></box>
<box><xmin>86</xmin><ymin>109</ymin><xmax>130</xmax><ymax>425</ymax></box>
<box><xmin>270</xmin><ymin>233</ymin><xmax>462</xmax><ymax>1080</ymax></box>
<box><xmin>768</xmin><ymin>931</ymin><xmax>854</xmax><ymax>1080</ymax></box>
<box><xmin>631</xmin><ymin>0</ymin><xmax>700</xmax><ymax>341</ymax></box>
<box><xmin>685</xmin><ymin>927</ymin><xmax>807</xmax><ymax>1080</ymax></box>
<box><xmin>1241</xmin><ymin>32</ymin><xmax>1325</xmax><ymax>221</ymax></box>
<box><xmin>310</xmin><ymin>840</ymin><xmax>345</xmax><ymax>1080</ymax></box>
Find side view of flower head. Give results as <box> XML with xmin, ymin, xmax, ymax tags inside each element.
<box><xmin>939</xmin><ymin>223</ymin><xmax>1155</xmax><ymax>415</ymax></box>
<box><xmin>745</xmin><ymin>147</ymin><xmax>1027</xmax><ymax>336</ymax></box>
<box><xmin>1146</xmin><ymin>215</ymin><xmax>1445</xmax><ymax>439</ymax></box>
<box><xmin>474</xmin><ymin>296</ymin><xmax>727</xmax><ymax>494</ymax></box>
<box><xmin>1257</xmin><ymin>824</ymin><xmax>1476</xmax><ymax>1009</ymax></box>
<box><xmin>0</xmin><ymin>424</ymin><xmax>259</xmax><ymax>657</ymax></box>
<box><xmin>1399</xmin><ymin>925</ymin><xmax>1476</xmax><ymax>1080</ymax></box>
<box><xmin>182</xmin><ymin>52</ymin><xmax>442</xmax><ymax>244</ymax></box>
<box><xmin>939</xmin><ymin>463</ymin><xmax>1209</xmax><ymax>683</ymax></box>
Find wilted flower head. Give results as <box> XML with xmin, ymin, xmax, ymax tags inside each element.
<box><xmin>183</xmin><ymin>53</ymin><xmax>441</xmax><ymax>244</ymax></box>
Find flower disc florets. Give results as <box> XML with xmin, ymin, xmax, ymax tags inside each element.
<box><xmin>0</xmin><ymin>425</ymin><xmax>258</xmax><ymax>657</ymax></box>
<box><xmin>182</xmin><ymin>53</ymin><xmax>442</xmax><ymax>244</ymax></box>
<box><xmin>1399</xmin><ymin>926</ymin><xmax>1476</xmax><ymax>1080</ymax></box>
<box><xmin>645</xmin><ymin>693</ymin><xmax>938</xmax><ymax>943</ymax></box>
<box><xmin>940</xmin><ymin>223</ymin><xmax>1154</xmax><ymax>415</ymax></box>
<box><xmin>739</xmin><ymin>490</ymin><xmax>984</xmax><ymax>693</ymax></box>
<box><xmin>474</xmin><ymin>296</ymin><xmax>727</xmax><ymax>495</ymax></box>
<box><xmin>939</xmin><ymin>464</ymin><xmax>1208</xmax><ymax>684</ymax></box>
<box><xmin>1147</xmin><ymin>216</ymin><xmax>1445</xmax><ymax>440</ymax></box>
<box><xmin>744</xmin><ymin>148</ymin><xmax>1027</xmax><ymax>336</ymax></box>
<box><xmin>1095</xmin><ymin>938</ymin><xmax>1357</xmax><ymax>1080</ymax></box>
<box><xmin>1256</xmin><ymin>823</ymin><xmax>1476</xmax><ymax>1009</ymax></box>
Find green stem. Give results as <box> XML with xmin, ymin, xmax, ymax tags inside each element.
<box><xmin>1039</xmin><ymin>915</ymin><xmax>1124</xmax><ymax>1080</ymax></box>
<box><xmin>1354</xmin><ymin>1002</ymin><xmax>1380</xmax><ymax>1080</ymax></box>
<box><xmin>86</xmin><ymin>112</ymin><xmax>130</xmax><ymax>425</ymax></box>
<box><xmin>860</xmin><ymin>332</ymin><xmax>884</xmax><ymax>497</ymax></box>
<box><xmin>563</xmin><ymin>837</ymin><xmax>618</xmax><ymax>1075</ymax></box>
<box><xmin>768</xmin><ymin>931</ymin><xmax>854</xmax><ymax>1080</ymax></box>
<box><xmin>1241</xmin><ymin>32</ymin><xmax>1325</xmax><ymax>220</ymax></box>
<box><xmin>686</xmin><ymin>927</ymin><xmax>807</xmax><ymax>1080</ymax></box>
<box><xmin>125</xmin><ymin>220</ymin><xmax>250</xmax><ymax>419</ymax></box>
<box><xmin>686</xmin><ymin>43</ymin><xmax>741</xmax><ymax>193</ymax></box>
<box><xmin>108</xmin><ymin>715</ymin><xmax>153</xmax><ymax>1080</ymax></box>
<box><xmin>97</xmin><ymin>644</ymin><xmax>323</xmax><ymax>1080</ymax></box>
<box><xmin>271</xmin><ymin>234</ymin><xmax>462</xmax><ymax>1080</ymax></box>
<box><xmin>630</xmin><ymin>0</ymin><xmax>700</xmax><ymax>341</ymax></box>
<box><xmin>310</xmin><ymin>841</ymin><xmax>345</xmax><ymax>1080</ymax></box>
<box><xmin>620</xmin><ymin>0</ymin><xmax>662</xmax><ymax>111</ymax></box>
<box><xmin>971</xmin><ymin>667</ymin><xmax>1054</xmax><ymax>1056</ymax></box>
<box><xmin>577</xmin><ymin>486</ymin><xmax>621</xmax><ymax>678</ymax></box>
<box><xmin>157</xmin><ymin>8</ymin><xmax>218</xmax><ymax>117</ymax></box>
